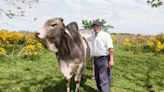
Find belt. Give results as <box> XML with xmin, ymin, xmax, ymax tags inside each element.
<box><xmin>94</xmin><ymin>55</ymin><xmax>109</xmax><ymax>59</ymax></box>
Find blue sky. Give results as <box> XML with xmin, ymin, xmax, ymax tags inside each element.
<box><xmin>0</xmin><ymin>0</ymin><xmax>164</xmax><ymax>35</ymax></box>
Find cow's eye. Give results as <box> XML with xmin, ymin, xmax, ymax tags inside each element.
<box><xmin>51</xmin><ymin>24</ymin><xmax>57</xmax><ymax>27</ymax></box>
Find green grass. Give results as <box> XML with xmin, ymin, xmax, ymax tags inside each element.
<box><xmin>0</xmin><ymin>44</ymin><xmax>164</xmax><ymax>92</ymax></box>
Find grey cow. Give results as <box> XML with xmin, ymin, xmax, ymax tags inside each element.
<box><xmin>36</xmin><ymin>18</ymin><xmax>91</xmax><ymax>92</ymax></box>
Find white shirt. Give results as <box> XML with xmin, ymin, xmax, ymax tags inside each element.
<box><xmin>87</xmin><ymin>30</ymin><xmax>114</xmax><ymax>57</ymax></box>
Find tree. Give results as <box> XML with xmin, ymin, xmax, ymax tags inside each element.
<box><xmin>147</xmin><ymin>0</ymin><xmax>163</xmax><ymax>8</ymax></box>
<box><xmin>0</xmin><ymin>0</ymin><xmax>38</xmax><ymax>19</ymax></box>
<box><xmin>82</xmin><ymin>19</ymin><xmax>114</xmax><ymax>32</ymax></box>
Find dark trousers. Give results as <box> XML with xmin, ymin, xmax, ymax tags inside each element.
<box><xmin>94</xmin><ymin>56</ymin><xmax>112</xmax><ymax>92</ymax></box>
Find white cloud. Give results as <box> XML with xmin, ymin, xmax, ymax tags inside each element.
<box><xmin>0</xmin><ymin>0</ymin><xmax>164</xmax><ymax>34</ymax></box>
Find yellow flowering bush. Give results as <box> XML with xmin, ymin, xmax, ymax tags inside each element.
<box><xmin>0</xmin><ymin>29</ymin><xmax>44</xmax><ymax>58</ymax></box>
<box><xmin>111</xmin><ymin>35</ymin><xmax>118</xmax><ymax>42</ymax></box>
<box><xmin>135</xmin><ymin>34</ymin><xmax>147</xmax><ymax>43</ymax></box>
<box><xmin>147</xmin><ymin>34</ymin><xmax>164</xmax><ymax>53</ymax></box>
<box><xmin>0</xmin><ymin>30</ymin><xmax>26</xmax><ymax>49</ymax></box>
<box><xmin>156</xmin><ymin>41</ymin><xmax>163</xmax><ymax>52</ymax></box>
<box><xmin>0</xmin><ymin>47</ymin><xmax>6</xmax><ymax>56</ymax></box>
<box><xmin>123</xmin><ymin>37</ymin><xmax>141</xmax><ymax>54</ymax></box>
<box><xmin>147</xmin><ymin>41</ymin><xmax>154</xmax><ymax>47</ymax></box>
<box><xmin>123</xmin><ymin>38</ymin><xmax>132</xmax><ymax>47</ymax></box>
<box><xmin>114</xmin><ymin>33</ymin><xmax>163</xmax><ymax>54</ymax></box>
<box><xmin>20</xmin><ymin>39</ymin><xmax>44</xmax><ymax>58</ymax></box>
<box><xmin>122</xmin><ymin>34</ymin><xmax>148</xmax><ymax>54</ymax></box>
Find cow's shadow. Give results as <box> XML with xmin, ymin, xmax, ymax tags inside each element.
<box><xmin>43</xmin><ymin>75</ymin><xmax>98</xmax><ymax>92</ymax></box>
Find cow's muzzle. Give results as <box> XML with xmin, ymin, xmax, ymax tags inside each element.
<box><xmin>35</xmin><ymin>32</ymin><xmax>40</xmax><ymax>38</ymax></box>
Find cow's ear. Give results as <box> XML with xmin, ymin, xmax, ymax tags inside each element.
<box><xmin>66</xmin><ymin>22</ymin><xmax>78</xmax><ymax>32</ymax></box>
<box><xmin>59</xmin><ymin>18</ymin><xmax>64</xmax><ymax>22</ymax></box>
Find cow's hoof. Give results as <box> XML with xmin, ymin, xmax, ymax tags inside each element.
<box><xmin>75</xmin><ymin>89</ymin><xmax>80</xmax><ymax>92</ymax></box>
<box><xmin>66</xmin><ymin>89</ymin><xmax>70</xmax><ymax>92</ymax></box>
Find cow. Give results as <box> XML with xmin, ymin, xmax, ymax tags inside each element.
<box><xmin>35</xmin><ymin>18</ymin><xmax>91</xmax><ymax>92</ymax></box>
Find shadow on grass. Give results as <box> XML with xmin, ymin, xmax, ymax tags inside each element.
<box><xmin>43</xmin><ymin>76</ymin><xmax>98</xmax><ymax>92</ymax></box>
<box><xmin>43</xmin><ymin>79</ymin><xmax>66</xmax><ymax>92</ymax></box>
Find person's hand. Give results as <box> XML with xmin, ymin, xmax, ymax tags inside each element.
<box><xmin>108</xmin><ymin>61</ymin><xmax>114</xmax><ymax>69</ymax></box>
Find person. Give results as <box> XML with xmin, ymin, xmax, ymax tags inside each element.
<box><xmin>88</xmin><ymin>19</ymin><xmax>114</xmax><ymax>92</ymax></box>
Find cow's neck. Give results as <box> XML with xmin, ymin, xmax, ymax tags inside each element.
<box><xmin>55</xmin><ymin>33</ymin><xmax>84</xmax><ymax>62</ymax></box>
<box><xmin>55</xmin><ymin>35</ymin><xmax>73</xmax><ymax>60</ymax></box>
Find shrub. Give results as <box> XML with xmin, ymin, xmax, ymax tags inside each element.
<box><xmin>146</xmin><ymin>34</ymin><xmax>164</xmax><ymax>53</ymax></box>
<box><xmin>20</xmin><ymin>39</ymin><xmax>44</xmax><ymax>59</ymax></box>
<box><xmin>0</xmin><ymin>30</ymin><xmax>44</xmax><ymax>59</ymax></box>
<box><xmin>0</xmin><ymin>47</ymin><xmax>6</xmax><ymax>56</ymax></box>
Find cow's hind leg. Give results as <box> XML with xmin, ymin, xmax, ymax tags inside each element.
<box><xmin>65</xmin><ymin>77</ymin><xmax>70</xmax><ymax>92</ymax></box>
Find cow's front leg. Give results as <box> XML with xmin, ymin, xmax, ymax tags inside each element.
<box><xmin>65</xmin><ymin>77</ymin><xmax>70</xmax><ymax>92</ymax></box>
<box><xmin>74</xmin><ymin>63</ymin><xmax>84</xmax><ymax>92</ymax></box>
<box><xmin>75</xmin><ymin>80</ymin><xmax>80</xmax><ymax>92</ymax></box>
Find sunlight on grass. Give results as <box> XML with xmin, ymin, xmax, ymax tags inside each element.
<box><xmin>0</xmin><ymin>33</ymin><xmax>164</xmax><ymax>92</ymax></box>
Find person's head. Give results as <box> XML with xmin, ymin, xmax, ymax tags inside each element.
<box><xmin>92</xmin><ymin>19</ymin><xmax>102</xmax><ymax>33</ymax></box>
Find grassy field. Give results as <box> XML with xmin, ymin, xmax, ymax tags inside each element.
<box><xmin>0</xmin><ymin>42</ymin><xmax>164</xmax><ymax>92</ymax></box>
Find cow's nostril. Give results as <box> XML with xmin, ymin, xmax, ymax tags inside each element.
<box><xmin>35</xmin><ymin>32</ymin><xmax>40</xmax><ymax>38</ymax></box>
<box><xmin>36</xmin><ymin>32</ymin><xmax>40</xmax><ymax>35</ymax></box>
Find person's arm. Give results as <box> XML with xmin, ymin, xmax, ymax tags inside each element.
<box><xmin>105</xmin><ymin>33</ymin><xmax>114</xmax><ymax>69</ymax></box>
<box><xmin>109</xmin><ymin>48</ymin><xmax>114</xmax><ymax>69</ymax></box>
